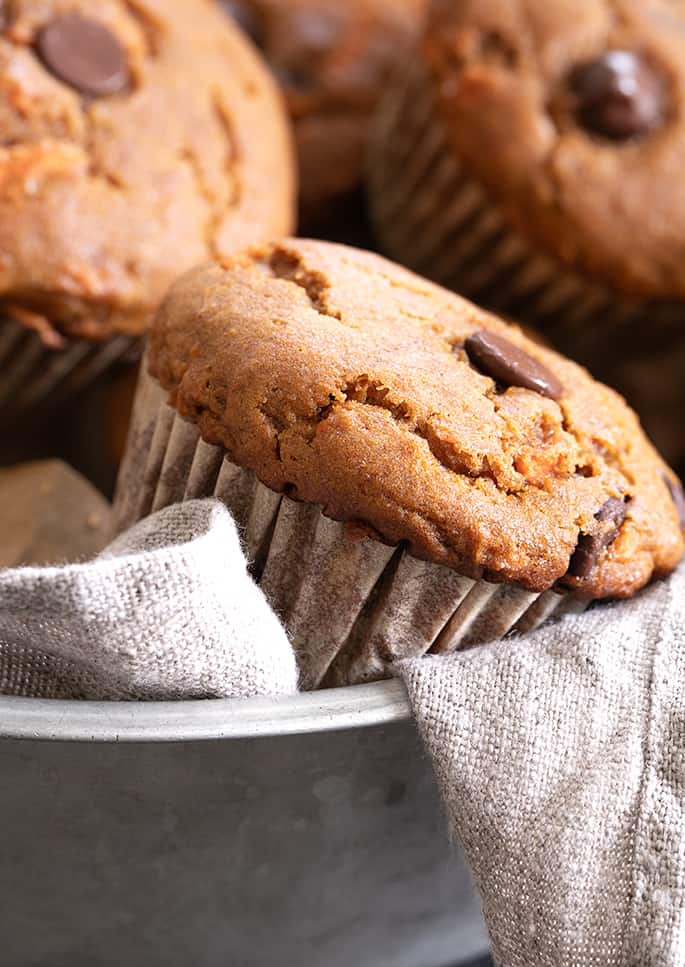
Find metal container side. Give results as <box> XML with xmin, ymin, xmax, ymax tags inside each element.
<box><xmin>0</xmin><ymin>680</ymin><xmax>412</xmax><ymax>742</ymax></box>
<box><xmin>0</xmin><ymin>682</ymin><xmax>489</xmax><ymax>966</ymax></box>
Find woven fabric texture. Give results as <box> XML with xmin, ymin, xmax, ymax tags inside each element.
<box><xmin>400</xmin><ymin>564</ymin><xmax>685</xmax><ymax>966</ymax></box>
<box><xmin>0</xmin><ymin>499</ymin><xmax>297</xmax><ymax>700</ymax></box>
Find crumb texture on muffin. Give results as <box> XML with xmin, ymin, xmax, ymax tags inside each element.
<box><xmin>149</xmin><ymin>238</ymin><xmax>684</xmax><ymax>599</ymax></box>
<box><xmin>422</xmin><ymin>0</ymin><xmax>685</xmax><ymax>298</ymax></box>
<box><xmin>0</xmin><ymin>0</ymin><xmax>295</xmax><ymax>340</ymax></box>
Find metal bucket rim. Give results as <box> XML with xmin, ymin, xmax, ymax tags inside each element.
<box><xmin>0</xmin><ymin>679</ymin><xmax>412</xmax><ymax>743</ymax></box>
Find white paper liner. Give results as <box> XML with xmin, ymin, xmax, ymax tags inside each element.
<box><xmin>114</xmin><ymin>366</ymin><xmax>585</xmax><ymax>689</ymax></box>
<box><xmin>368</xmin><ymin>60</ymin><xmax>685</xmax><ymax>460</ymax></box>
<box><xmin>0</xmin><ymin>318</ymin><xmax>140</xmax><ymax>421</ymax></box>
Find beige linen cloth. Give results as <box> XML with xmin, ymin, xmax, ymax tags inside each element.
<box><xmin>399</xmin><ymin>562</ymin><xmax>685</xmax><ymax>967</ymax></box>
<box><xmin>1</xmin><ymin>496</ymin><xmax>683</xmax><ymax>964</ymax></box>
<box><xmin>0</xmin><ymin>499</ymin><xmax>297</xmax><ymax>700</ymax></box>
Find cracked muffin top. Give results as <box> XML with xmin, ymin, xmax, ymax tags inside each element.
<box><xmin>422</xmin><ymin>0</ymin><xmax>685</xmax><ymax>299</ymax></box>
<box><xmin>221</xmin><ymin>0</ymin><xmax>425</xmax><ymax>216</ymax></box>
<box><xmin>0</xmin><ymin>0</ymin><xmax>294</xmax><ymax>344</ymax></box>
<box><xmin>149</xmin><ymin>238</ymin><xmax>685</xmax><ymax>599</ymax></box>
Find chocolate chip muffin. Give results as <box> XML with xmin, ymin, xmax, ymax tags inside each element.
<box><xmin>221</xmin><ymin>0</ymin><xmax>424</xmax><ymax>220</ymax></box>
<box><xmin>368</xmin><ymin>0</ymin><xmax>685</xmax><ymax>463</ymax></box>
<box><xmin>115</xmin><ymin>239</ymin><xmax>684</xmax><ymax>687</ymax></box>
<box><xmin>0</xmin><ymin>0</ymin><xmax>294</xmax><ymax>417</ymax></box>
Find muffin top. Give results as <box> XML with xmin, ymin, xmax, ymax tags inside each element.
<box><xmin>221</xmin><ymin>0</ymin><xmax>424</xmax><ymax>216</ymax></box>
<box><xmin>421</xmin><ymin>0</ymin><xmax>685</xmax><ymax>300</ymax></box>
<box><xmin>149</xmin><ymin>238</ymin><xmax>684</xmax><ymax>600</ymax></box>
<box><xmin>0</xmin><ymin>0</ymin><xmax>294</xmax><ymax>343</ymax></box>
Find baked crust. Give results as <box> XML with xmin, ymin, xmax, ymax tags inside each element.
<box><xmin>0</xmin><ymin>0</ymin><xmax>295</xmax><ymax>341</ymax></box>
<box><xmin>149</xmin><ymin>238</ymin><xmax>685</xmax><ymax>599</ymax></box>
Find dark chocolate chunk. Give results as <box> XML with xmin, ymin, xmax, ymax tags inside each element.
<box><xmin>568</xmin><ymin>497</ymin><xmax>628</xmax><ymax>578</ymax></box>
<box><xmin>37</xmin><ymin>13</ymin><xmax>129</xmax><ymax>98</ymax></box>
<box><xmin>661</xmin><ymin>470</ymin><xmax>685</xmax><ymax>530</ymax></box>
<box><xmin>595</xmin><ymin>497</ymin><xmax>628</xmax><ymax>525</ymax></box>
<box><xmin>464</xmin><ymin>329</ymin><xmax>563</xmax><ymax>399</ymax></box>
<box><xmin>570</xmin><ymin>50</ymin><xmax>667</xmax><ymax>142</ymax></box>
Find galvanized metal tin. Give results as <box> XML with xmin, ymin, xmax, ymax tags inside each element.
<box><xmin>0</xmin><ymin>682</ymin><xmax>488</xmax><ymax>966</ymax></box>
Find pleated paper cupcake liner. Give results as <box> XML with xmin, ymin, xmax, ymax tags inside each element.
<box><xmin>368</xmin><ymin>61</ymin><xmax>685</xmax><ymax>460</ymax></box>
<box><xmin>114</xmin><ymin>365</ymin><xmax>585</xmax><ymax>690</ymax></box>
<box><xmin>0</xmin><ymin>319</ymin><xmax>141</xmax><ymax>424</ymax></box>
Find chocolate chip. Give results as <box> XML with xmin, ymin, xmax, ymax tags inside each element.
<box><xmin>661</xmin><ymin>470</ymin><xmax>685</xmax><ymax>530</ymax></box>
<box><xmin>596</xmin><ymin>497</ymin><xmax>628</xmax><ymax>526</ymax></box>
<box><xmin>464</xmin><ymin>330</ymin><xmax>563</xmax><ymax>399</ymax></box>
<box><xmin>570</xmin><ymin>50</ymin><xmax>667</xmax><ymax>141</ymax></box>
<box><xmin>568</xmin><ymin>497</ymin><xmax>628</xmax><ymax>578</ymax></box>
<box><xmin>37</xmin><ymin>13</ymin><xmax>130</xmax><ymax>98</ymax></box>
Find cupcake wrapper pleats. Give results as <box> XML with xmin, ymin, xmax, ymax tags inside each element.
<box><xmin>0</xmin><ymin>319</ymin><xmax>140</xmax><ymax>422</ymax></box>
<box><xmin>114</xmin><ymin>365</ymin><xmax>585</xmax><ymax>689</ymax></box>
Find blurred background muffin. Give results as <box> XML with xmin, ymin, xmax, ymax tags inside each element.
<box><xmin>0</xmin><ymin>0</ymin><xmax>295</xmax><ymax>425</ymax></box>
<box><xmin>221</xmin><ymin>0</ymin><xmax>425</xmax><ymax>231</ymax></box>
<box><xmin>368</xmin><ymin>0</ymin><xmax>685</xmax><ymax>464</ymax></box>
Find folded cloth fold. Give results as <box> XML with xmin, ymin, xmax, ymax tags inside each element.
<box><xmin>399</xmin><ymin>565</ymin><xmax>685</xmax><ymax>967</ymax></box>
<box><xmin>0</xmin><ymin>499</ymin><xmax>297</xmax><ymax>700</ymax></box>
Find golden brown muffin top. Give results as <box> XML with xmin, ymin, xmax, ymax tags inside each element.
<box><xmin>422</xmin><ymin>0</ymin><xmax>685</xmax><ymax>300</ymax></box>
<box><xmin>0</xmin><ymin>0</ymin><xmax>295</xmax><ymax>343</ymax></box>
<box><xmin>221</xmin><ymin>0</ymin><xmax>424</xmax><ymax>215</ymax></box>
<box><xmin>149</xmin><ymin>238</ymin><xmax>684</xmax><ymax>599</ymax></box>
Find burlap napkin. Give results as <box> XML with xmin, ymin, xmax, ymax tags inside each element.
<box><xmin>0</xmin><ymin>499</ymin><xmax>297</xmax><ymax>700</ymax></box>
<box><xmin>399</xmin><ymin>563</ymin><xmax>685</xmax><ymax>967</ymax></box>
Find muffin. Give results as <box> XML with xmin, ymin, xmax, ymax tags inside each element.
<box><xmin>368</xmin><ymin>0</ymin><xmax>685</xmax><ymax>463</ymax></box>
<box><xmin>0</xmin><ymin>0</ymin><xmax>295</xmax><ymax>421</ymax></box>
<box><xmin>221</xmin><ymin>0</ymin><xmax>424</xmax><ymax>222</ymax></box>
<box><xmin>114</xmin><ymin>239</ymin><xmax>684</xmax><ymax>689</ymax></box>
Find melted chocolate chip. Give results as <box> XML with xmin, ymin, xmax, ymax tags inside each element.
<box><xmin>464</xmin><ymin>330</ymin><xmax>563</xmax><ymax>399</ymax></box>
<box><xmin>37</xmin><ymin>13</ymin><xmax>130</xmax><ymax>98</ymax></box>
<box><xmin>661</xmin><ymin>470</ymin><xmax>685</xmax><ymax>531</ymax></box>
<box><xmin>568</xmin><ymin>497</ymin><xmax>628</xmax><ymax>578</ymax></box>
<box><xmin>570</xmin><ymin>50</ymin><xmax>667</xmax><ymax>142</ymax></box>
